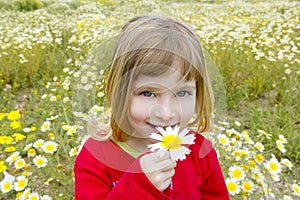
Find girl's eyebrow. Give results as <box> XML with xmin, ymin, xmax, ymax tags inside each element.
<box><xmin>133</xmin><ymin>83</ymin><xmax>196</xmax><ymax>91</ymax></box>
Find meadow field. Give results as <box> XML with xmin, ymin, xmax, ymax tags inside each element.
<box><xmin>0</xmin><ymin>0</ymin><xmax>299</xmax><ymax>199</ymax></box>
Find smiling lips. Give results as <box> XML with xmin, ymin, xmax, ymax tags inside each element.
<box><xmin>147</xmin><ymin>123</ymin><xmax>177</xmax><ymax>131</ymax></box>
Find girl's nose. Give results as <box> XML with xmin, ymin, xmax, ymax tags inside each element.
<box><xmin>151</xmin><ymin>97</ymin><xmax>176</xmax><ymax>122</ymax></box>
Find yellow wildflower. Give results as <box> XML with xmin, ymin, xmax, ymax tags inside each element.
<box><xmin>5</xmin><ymin>146</ymin><xmax>16</xmax><ymax>152</ymax></box>
<box><xmin>7</xmin><ymin>111</ymin><xmax>21</xmax><ymax>121</ymax></box>
<box><xmin>0</xmin><ymin>161</ymin><xmax>7</xmax><ymax>173</ymax></box>
<box><xmin>10</xmin><ymin>121</ymin><xmax>21</xmax><ymax>130</ymax></box>
<box><xmin>0</xmin><ymin>113</ymin><xmax>7</xmax><ymax>120</ymax></box>
<box><xmin>0</xmin><ymin>136</ymin><xmax>13</xmax><ymax>145</ymax></box>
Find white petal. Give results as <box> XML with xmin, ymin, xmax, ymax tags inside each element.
<box><xmin>166</xmin><ymin>126</ymin><xmax>173</xmax><ymax>135</ymax></box>
<box><xmin>173</xmin><ymin>125</ymin><xmax>180</xmax><ymax>135</ymax></box>
<box><xmin>149</xmin><ymin>133</ymin><xmax>163</xmax><ymax>141</ymax></box>
<box><xmin>148</xmin><ymin>143</ymin><xmax>162</xmax><ymax>152</ymax></box>
<box><xmin>170</xmin><ymin>146</ymin><xmax>192</xmax><ymax>161</ymax></box>
<box><xmin>156</xmin><ymin>127</ymin><xmax>167</xmax><ymax>136</ymax></box>
<box><xmin>178</xmin><ymin>128</ymin><xmax>190</xmax><ymax>137</ymax></box>
<box><xmin>181</xmin><ymin>134</ymin><xmax>196</xmax><ymax>145</ymax></box>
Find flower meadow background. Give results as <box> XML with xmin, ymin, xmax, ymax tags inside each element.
<box><xmin>0</xmin><ymin>0</ymin><xmax>299</xmax><ymax>199</ymax></box>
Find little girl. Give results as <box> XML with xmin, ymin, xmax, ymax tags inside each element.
<box><xmin>74</xmin><ymin>15</ymin><xmax>229</xmax><ymax>199</ymax></box>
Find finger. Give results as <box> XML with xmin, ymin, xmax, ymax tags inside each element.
<box><xmin>154</xmin><ymin>159</ymin><xmax>176</xmax><ymax>171</ymax></box>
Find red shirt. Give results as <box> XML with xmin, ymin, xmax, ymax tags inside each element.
<box><xmin>74</xmin><ymin>131</ymin><xmax>230</xmax><ymax>199</ymax></box>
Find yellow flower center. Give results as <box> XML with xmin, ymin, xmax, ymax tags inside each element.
<box><xmin>219</xmin><ymin>137</ymin><xmax>227</xmax><ymax>145</ymax></box>
<box><xmin>160</xmin><ymin>135</ymin><xmax>182</xmax><ymax>150</ymax></box>
<box><xmin>232</xmin><ymin>169</ymin><xmax>242</xmax><ymax>178</ymax></box>
<box><xmin>46</xmin><ymin>145</ymin><xmax>54</xmax><ymax>151</ymax></box>
<box><xmin>293</xmin><ymin>185</ymin><xmax>300</xmax><ymax>194</ymax></box>
<box><xmin>227</xmin><ymin>182</ymin><xmax>237</xmax><ymax>192</ymax></box>
<box><xmin>243</xmin><ymin>182</ymin><xmax>252</xmax><ymax>191</ymax></box>
<box><xmin>270</xmin><ymin>162</ymin><xmax>278</xmax><ymax>171</ymax></box>
<box><xmin>4</xmin><ymin>182</ymin><xmax>12</xmax><ymax>190</ymax></box>
<box><xmin>36</xmin><ymin>158</ymin><xmax>45</xmax><ymax>165</ymax></box>
<box><xmin>18</xmin><ymin>179</ymin><xmax>26</xmax><ymax>188</ymax></box>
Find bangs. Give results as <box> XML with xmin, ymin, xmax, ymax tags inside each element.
<box><xmin>132</xmin><ymin>48</ymin><xmax>201</xmax><ymax>83</ymax></box>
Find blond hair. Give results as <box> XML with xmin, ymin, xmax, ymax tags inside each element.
<box><xmin>105</xmin><ymin>15</ymin><xmax>214</xmax><ymax>142</ymax></box>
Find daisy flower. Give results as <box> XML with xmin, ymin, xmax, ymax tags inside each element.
<box><xmin>148</xmin><ymin>126</ymin><xmax>195</xmax><ymax>162</ymax></box>
<box><xmin>225</xmin><ymin>178</ymin><xmax>241</xmax><ymax>195</ymax></box>
<box><xmin>41</xmin><ymin>121</ymin><xmax>51</xmax><ymax>132</ymax></box>
<box><xmin>254</xmin><ymin>153</ymin><xmax>264</xmax><ymax>164</ymax></box>
<box><xmin>33</xmin><ymin>155</ymin><xmax>48</xmax><ymax>168</ymax></box>
<box><xmin>218</xmin><ymin>134</ymin><xmax>230</xmax><ymax>146</ymax></box>
<box><xmin>14</xmin><ymin>158</ymin><xmax>26</xmax><ymax>170</ymax></box>
<box><xmin>69</xmin><ymin>147</ymin><xmax>79</xmax><ymax>157</ymax></box>
<box><xmin>14</xmin><ymin>175</ymin><xmax>28</xmax><ymax>191</ymax></box>
<box><xmin>228</xmin><ymin>165</ymin><xmax>246</xmax><ymax>181</ymax></box>
<box><xmin>0</xmin><ymin>171</ymin><xmax>15</xmax><ymax>193</ymax></box>
<box><xmin>264</xmin><ymin>156</ymin><xmax>281</xmax><ymax>174</ymax></box>
<box><xmin>282</xmin><ymin>195</ymin><xmax>293</xmax><ymax>200</ymax></box>
<box><xmin>42</xmin><ymin>141</ymin><xmax>58</xmax><ymax>154</ymax></box>
<box><xmin>278</xmin><ymin>134</ymin><xmax>287</xmax><ymax>143</ymax></box>
<box><xmin>41</xmin><ymin>195</ymin><xmax>53</xmax><ymax>200</ymax></box>
<box><xmin>28</xmin><ymin>192</ymin><xmax>40</xmax><ymax>200</ymax></box>
<box><xmin>254</xmin><ymin>142</ymin><xmax>264</xmax><ymax>152</ymax></box>
<box><xmin>6</xmin><ymin>151</ymin><xmax>21</xmax><ymax>165</ymax></box>
<box><xmin>33</xmin><ymin>139</ymin><xmax>44</xmax><ymax>149</ymax></box>
<box><xmin>276</xmin><ymin>140</ymin><xmax>286</xmax><ymax>153</ymax></box>
<box><xmin>292</xmin><ymin>183</ymin><xmax>300</xmax><ymax>197</ymax></box>
<box><xmin>18</xmin><ymin>188</ymin><xmax>31</xmax><ymax>200</ymax></box>
<box><xmin>242</xmin><ymin>180</ymin><xmax>255</xmax><ymax>194</ymax></box>
<box><xmin>281</xmin><ymin>158</ymin><xmax>293</xmax><ymax>170</ymax></box>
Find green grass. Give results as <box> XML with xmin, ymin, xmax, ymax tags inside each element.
<box><xmin>0</xmin><ymin>0</ymin><xmax>299</xmax><ymax>199</ymax></box>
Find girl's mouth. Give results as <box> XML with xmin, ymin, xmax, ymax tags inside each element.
<box><xmin>147</xmin><ymin>123</ymin><xmax>177</xmax><ymax>130</ymax></box>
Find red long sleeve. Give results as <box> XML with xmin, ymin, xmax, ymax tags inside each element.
<box><xmin>74</xmin><ymin>139</ymin><xmax>170</xmax><ymax>199</ymax></box>
<box><xmin>74</xmin><ymin>132</ymin><xmax>229</xmax><ymax>199</ymax></box>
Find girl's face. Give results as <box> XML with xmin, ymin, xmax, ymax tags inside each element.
<box><xmin>127</xmin><ymin>65</ymin><xmax>196</xmax><ymax>140</ymax></box>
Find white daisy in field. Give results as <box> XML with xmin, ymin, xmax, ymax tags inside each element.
<box><xmin>276</xmin><ymin>140</ymin><xmax>286</xmax><ymax>153</ymax></box>
<box><xmin>69</xmin><ymin>147</ymin><xmax>79</xmax><ymax>157</ymax></box>
<box><xmin>281</xmin><ymin>158</ymin><xmax>293</xmax><ymax>170</ymax></box>
<box><xmin>254</xmin><ymin>142</ymin><xmax>264</xmax><ymax>152</ymax></box>
<box><xmin>282</xmin><ymin>195</ymin><xmax>293</xmax><ymax>200</ymax></box>
<box><xmin>14</xmin><ymin>175</ymin><xmax>28</xmax><ymax>191</ymax></box>
<box><xmin>42</xmin><ymin>141</ymin><xmax>58</xmax><ymax>154</ymax></box>
<box><xmin>28</xmin><ymin>192</ymin><xmax>40</xmax><ymax>200</ymax></box>
<box><xmin>270</xmin><ymin>173</ymin><xmax>280</xmax><ymax>182</ymax></box>
<box><xmin>278</xmin><ymin>134</ymin><xmax>287</xmax><ymax>143</ymax></box>
<box><xmin>41</xmin><ymin>121</ymin><xmax>51</xmax><ymax>132</ymax></box>
<box><xmin>148</xmin><ymin>126</ymin><xmax>195</xmax><ymax>162</ymax></box>
<box><xmin>254</xmin><ymin>153</ymin><xmax>264</xmax><ymax>164</ymax></box>
<box><xmin>23</xmin><ymin>127</ymin><xmax>31</xmax><ymax>133</ymax></box>
<box><xmin>257</xmin><ymin>129</ymin><xmax>271</xmax><ymax>139</ymax></box>
<box><xmin>242</xmin><ymin>132</ymin><xmax>254</xmax><ymax>144</ymax></box>
<box><xmin>264</xmin><ymin>156</ymin><xmax>281</xmax><ymax>174</ymax></box>
<box><xmin>218</xmin><ymin>134</ymin><xmax>230</xmax><ymax>146</ymax></box>
<box><xmin>6</xmin><ymin>151</ymin><xmax>21</xmax><ymax>165</ymax></box>
<box><xmin>18</xmin><ymin>188</ymin><xmax>31</xmax><ymax>200</ymax></box>
<box><xmin>242</xmin><ymin>180</ymin><xmax>255</xmax><ymax>194</ymax></box>
<box><xmin>225</xmin><ymin>178</ymin><xmax>240</xmax><ymax>195</ymax></box>
<box><xmin>33</xmin><ymin>139</ymin><xmax>44</xmax><ymax>149</ymax></box>
<box><xmin>41</xmin><ymin>195</ymin><xmax>52</xmax><ymax>200</ymax></box>
<box><xmin>33</xmin><ymin>155</ymin><xmax>48</xmax><ymax>168</ymax></box>
<box><xmin>292</xmin><ymin>183</ymin><xmax>300</xmax><ymax>197</ymax></box>
<box><xmin>228</xmin><ymin>165</ymin><xmax>246</xmax><ymax>181</ymax></box>
<box><xmin>14</xmin><ymin>158</ymin><xmax>26</xmax><ymax>170</ymax></box>
<box><xmin>0</xmin><ymin>171</ymin><xmax>15</xmax><ymax>193</ymax></box>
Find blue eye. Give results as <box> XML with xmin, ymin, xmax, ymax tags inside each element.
<box><xmin>176</xmin><ymin>91</ymin><xmax>189</xmax><ymax>97</ymax></box>
<box><xmin>141</xmin><ymin>91</ymin><xmax>154</xmax><ymax>97</ymax></box>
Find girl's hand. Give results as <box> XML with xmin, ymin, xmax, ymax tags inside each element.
<box><xmin>140</xmin><ymin>152</ymin><xmax>176</xmax><ymax>191</ymax></box>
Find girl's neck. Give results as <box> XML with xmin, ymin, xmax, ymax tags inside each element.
<box><xmin>126</xmin><ymin>137</ymin><xmax>152</xmax><ymax>154</ymax></box>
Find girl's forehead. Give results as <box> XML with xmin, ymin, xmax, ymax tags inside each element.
<box><xmin>133</xmin><ymin>68</ymin><xmax>196</xmax><ymax>90</ymax></box>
